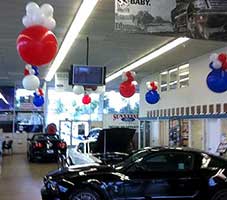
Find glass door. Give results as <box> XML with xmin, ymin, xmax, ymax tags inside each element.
<box><xmin>59</xmin><ymin>120</ymin><xmax>72</xmax><ymax>145</ymax></box>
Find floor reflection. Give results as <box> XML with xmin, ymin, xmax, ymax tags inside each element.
<box><xmin>0</xmin><ymin>154</ymin><xmax>57</xmax><ymax>200</ymax></box>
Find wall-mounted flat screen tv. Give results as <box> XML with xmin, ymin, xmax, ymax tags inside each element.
<box><xmin>0</xmin><ymin>86</ymin><xmax>14</xmax><ymax>110</ymax></box>
<box><xmin>69</xmin><ymin>65</ymin><xmax>106</xmax><ymax>86</ymax></box>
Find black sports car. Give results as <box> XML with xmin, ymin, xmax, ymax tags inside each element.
<box><xmin>77</xmin><ymin>127</ymin><xmax>136</xmax><ymax>164</ymax></box>
<box><xmin>41</xmin><ymin>147</ymin><xmax>227</xmax><ymax>200</ymax></box>
<box><xmin>27</xmin><ymin>133</ymin><xmax>67</xmax><ymax>162</ymax></box>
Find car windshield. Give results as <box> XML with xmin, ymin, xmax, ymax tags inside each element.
<box><xmin>68</xmin><ymin>148</ymin><xmax>102</xmax><ymax>165</ymax></box>
<box><xmin>115</xmin><ymin>149</ymin><xmax>150</xmax><ymax>170</ymax></box>
<box><xmin>33</xmin><ymin>134</ymin><xmax>60</xmax><ymax>141</ymax></box>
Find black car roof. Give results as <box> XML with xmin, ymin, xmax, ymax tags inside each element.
<box><xmin>142</xmin><ymin>146</ymin><xmax>227</xmax><ymax>160</ymax></box>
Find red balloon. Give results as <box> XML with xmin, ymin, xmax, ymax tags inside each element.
<box><xmin>218</xmin><ymin>53</ymin><xmax>227</xmax><ymax>64</ymax></box>
<box><xmin>119</xmin><ymin>81</ymin><xmax>136</xmax><ymax>98</ymax></box>
<box><xmin>16</xmin><ymin>25</ymin><xmax>58</xmax><ymax>66</ymax></box>
<box><xmin>82</xmin><ymin>95</ymin><xmax>91</xmax><ymax>105</ymax></box>
<box><xmin>24</xmin><ymin>68</ymin><xmax>29</xmax><ymax>76</ymax></box>
<box><xmin>222</xmin><ymin>62</ymin><xmax>227</xmax><ymax>70</ymax></box>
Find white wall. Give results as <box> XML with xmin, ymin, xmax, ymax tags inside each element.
<box><xmin>139</xmin><ymin>47</ymin><xmax>227</xmax><ymax>117</ymax></box>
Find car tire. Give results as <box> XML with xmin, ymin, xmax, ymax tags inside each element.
<box><xmin>211</xmin><ymin>189</ymin><xmax>227</xmax><ymax>200</ymax></box>
<box><xmin>69</xmin><ymin>188</ymin><xmax>101</xmax><ymax>200</ymax></box>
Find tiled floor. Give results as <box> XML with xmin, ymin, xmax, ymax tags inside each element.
<box><xmin>0</xmin><ymin>154</ymin><xmax>57</xmax><ymax>200</ymax></box>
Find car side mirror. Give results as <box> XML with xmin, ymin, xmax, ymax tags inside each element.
<box><xmin>27</xmin><ymin>138</ymin><xmax>31</xmax><ymax>141</ymax></box>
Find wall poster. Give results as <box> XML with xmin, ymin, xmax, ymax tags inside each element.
<box><xmin>169</xmin><ymin>118</ymin><xmax>189</xmax><ymax>147</ymax></box>
<box><xmin>115</xmin><ymin>0</ymin><xmax>227</xmax><ymax>41</ymax></box>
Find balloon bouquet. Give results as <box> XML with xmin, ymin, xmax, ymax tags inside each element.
<box><xmin>16</xmin><ymin>2</ymin><xmax>58</xmax><ymax>107</ymax></box>
<box><xmin>73</xmin><ymin>85</ymin><xmax>105</xmax><ymax>105</ymax></box>
<box><xmin>145</xmin><ymin>81</ymin><xmax>160</xmax><ymax>104</ymax></box>
<box><xmin>207</xmin><ymin>53</ymin><xmax>227</xmax><ymax>93</ymax></box>
<box><xmin>119</xmin><ymin>71</ymin><xmax>136</xmax><ymax>98</ymax></box>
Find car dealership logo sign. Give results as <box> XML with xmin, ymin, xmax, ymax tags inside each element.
<box><xmin>113</xmin><ymin>114</ymin><xmax>138</xmax><ymax>122</ymax></box>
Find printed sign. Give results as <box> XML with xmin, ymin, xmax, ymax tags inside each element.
<box><xmin>103</xmin><ymin>114</ymin><xmax>139</xmax><ymax>129</ymax></box>
<box><xmin>115</xmin><ymin>0</ymin><xmax>227</xmax><ymax>41</ymax></box>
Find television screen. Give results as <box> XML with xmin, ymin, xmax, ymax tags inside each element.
<box><xmin>0</xmin><ymin>86</ymin><xmax>14</xmax><ymax>110</ymax></box>
<box><xmin>69</xmin><ymin>65</ymin><xmax>106</xmax><ymax>86</ymax></box>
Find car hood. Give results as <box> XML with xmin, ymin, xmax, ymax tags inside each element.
<box><xmin>91</xmin><ymin>128</ymin><xmax>136</xmax><ymax>154</ymax></box>
<box><xmin>46</xmin><ymin>163</ymin><xmax>113</xmax><ymax>181</ymax></box>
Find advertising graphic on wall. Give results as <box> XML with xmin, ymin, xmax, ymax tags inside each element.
<box><xmin>115</xmin><ymin>0</ymin><xmax>227</xmax><ymax>41</ymax></box>
<box><xmin>169</xmin><ymin>119</ymin><xmax>189</xmax><ymax>147</ymax></box>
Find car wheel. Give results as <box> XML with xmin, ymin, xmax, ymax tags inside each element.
<box><xmin>211</xmin><ymin>189</ymin><xmax>227</xmax><ymax>200</ymax></box>
<box><xmin>69</xmin><ymin>189</ymin><xmax>101</xmax><ymax>200</ymax></box>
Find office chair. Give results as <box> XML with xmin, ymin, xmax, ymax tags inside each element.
<box><xmin>2</xmin><ymin>140</ymin><xmax>13</xmax><ymax>154</ymax></box>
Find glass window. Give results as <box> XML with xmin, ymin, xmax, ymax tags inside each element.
<box><xmin>201</xmin><ymin>154</ymin><xmax>227</xmax><ymax>168</ymax></box>
<box><xmin>160</xmin><ymin>71</ymin><xmax>168</xmax><ymax>92</ymax></box>
<box><xmin>141</xmin><ymin>152</ymin><xmax>194</xmax><ymax>172</ymax></box>
<box><xmin>169</xmin><ymin>68</ymin><xmax>178</xmax><ymax>90</ymax></box>
<box><xmin>179</xmin><ymin>64</ymin><xmax>189</xmax><ymax>88</ymax></box>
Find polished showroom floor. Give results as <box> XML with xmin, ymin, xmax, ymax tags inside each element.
<box><xmin>0</xmin><ymin>154</ymin><xmax>57</xmax><ymax>200</ymax></box>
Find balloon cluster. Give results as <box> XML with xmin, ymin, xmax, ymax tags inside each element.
<box><xmin>145</xmin><ymin>81</ymin><xmax>160</xmax><ymax>104</ymax></box>
<box><xmin>22</xmin><ymin>2</ymin><xmax>56</xmax><ymax>30</ymax></box>
<box><xmin>119</xmin><ymin>71</ymin><xmax>136</xmax><ymax>98</ymax></box>
<box><xmin>18</xmin><ymin>2</ymin><xmax>57</xmax><ymax>107</ymax></box>
<box><xmin>33</xmin><ymin>88</ymin><xmax>45</xmax><ymax>107</ymax></box>
<box><xmin>17</xmin><ymin>2</ymin><xmax>58</xmax><ymax>66</ymax></box>
<box><xmin>73</xmin><ymin>85</ymin><xmax>105</xmax><ymax>105</ymax></box>
<box><xmin>207</xmin><ymin>53</ymin><xmax>227</xmax><ymax>93</ymax></box>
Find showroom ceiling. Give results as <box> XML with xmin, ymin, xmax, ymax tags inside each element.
<box><xmin>0</xmin><ymin>0</ymin><xmax>226</xmax><ymax>90</ymax></box>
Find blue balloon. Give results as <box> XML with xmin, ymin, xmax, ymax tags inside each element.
<box><xmin>32</xmin><ymin>66</ymin><xmax>39</xmax><ymax>76</ymax></box>
<box><xmin>33</xmin><ymin>95</ymin><xmax>44</xmax><ymax>107</ymax></box>
<box><xmin>207</xmin><ymin>69</ymin><xmax>227</xmax><ymax>93</ymax></box>
<box><xmin>145</xmin><ymin>90</ymin><xmax>160</xmax><ymax>104</ymax></box>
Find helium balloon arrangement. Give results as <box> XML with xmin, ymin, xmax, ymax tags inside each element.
<box><xmin>145</xmin><ymin>81</ymin><xmax>160</xmax><ymax>104</ymax></box>
<box><xmin>33</xmin><ymin>88</ymin><xmax>45</xmax><ymax>107</ymax></box>
<box><xmin>119</xmin><ymin>71</ymin><xmax>136</xmax><ymax>98</ymax></box>
<box><xmin>73</xmin><ymin>85</ymin><xmax>105</xmax><ymax>105</ymax></box>
<box><xmin>207</xmin><ymin>53</ymin><xmax>227</xmax><ymax>93</ymax></box>
<box><xmin>17</xmin><ymin>2</ymin><xmax>58</xmax><ymax>107</ymax></box>
<box><xmin>17</xmin><ymin>2</ymin><xmax>58</xmax><ymax>66</ymax></box>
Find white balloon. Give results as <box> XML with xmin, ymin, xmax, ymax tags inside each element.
<box><xmin>43</xmin><ymin>17</ymin><xmax>56</xmax><ymax>30</ymax></box>
<box><xmin>213</xmin><ymin>60</ymin><xmax>222</xmax><ymax>69</ymax></box>
<box><xmin>22</xmin><ymin>15</ymin><xmax>33</xmax><ymax>27</ymax></box>
<box><xmin>22</xmin><ymin>75</ymin><xmax>40</xmax><ymax>90</ymax></box>
<box><xmin>73</xmin><ymin>85</ymin><xmax>84</xmax><ymax>95</ymax></box>
<box><xmin>26</xmin><ymin>2</ymin><xmax>40</xmax><ymax>16</ymax></box>
<box><xmin>31</xmin><ymin>10</ymin><xmax>45</xmax><ymax>25</ymax></box>
<box><xmin>25</xmin><ymin>64</ymin><xmax>32</xmax><ymax>70</ymax></box>
<box><xmin>95</xmin><ymin>86</ymin><xmax>105</xmax><ymax>94</ymax></box>
<box><xmin>210</xmin><ymin>53</ymin><xmax>218</xmax><ymax>62</ymax></box>
<box><xmin>41</xmin><ymin>4</ymin><xmax>54</xmax><ymax>17</ymax></box>
<box><xmin>29</xmin><ymin>68</ymin><xmax>35</xmax><ymax>75</ymax></box>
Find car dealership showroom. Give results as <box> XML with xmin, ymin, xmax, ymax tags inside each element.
<box><xmin>2</xmin><ymin>0</ymin><xmax>227</xmax><ymax>200</ymax></box>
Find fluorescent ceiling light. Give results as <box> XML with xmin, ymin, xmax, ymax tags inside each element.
<box><xmin>45</xmin><ymin>0</ymin><xmax>99</xmax><ymax>82</ymax></box>
<box><xmin>106</xmin><ymin>37</ymin><xmax>190</xmax><ymax>83</ymax></box>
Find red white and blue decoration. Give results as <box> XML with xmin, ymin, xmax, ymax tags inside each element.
<box><xmin>22</xmin><ymin>64</ymin><xmax>40</xmax><ymax>90</ymax></box>
<box><xmin>145</xmin><ymin>81</ymin><xmax>160</xmax><ymax>104</ymax></box>
<box><xmin>33</xmin><ymin>88</ymin><xmax>45</xmax><ymax>107</ymax></box>
<box><xmin>17</xmin><ymin>2</ymin><xmax>58</xmax><ymax>66</ymax></box>
<box><xmin>73</xmin><ymin>85</ymin><xmax>105</xmax><ymax>105</ymax></box>
<box><xmin>18</xmin><ymin>2</ymin><xmax>57</xmax><ymax>107</ymax></box>
<box><xmin>207</xmin><ymin>53</ymin><xmax>227</xmax><ymax>93</ymax></box>
<box><xmin>119</xmin><ymin>71</ymin><xmax>136</xmax><ymax>98</ymax></box>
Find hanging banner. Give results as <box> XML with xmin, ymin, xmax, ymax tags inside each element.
<box><xmin>115</xmin><ymin>0</ymin><xmax>227</xmax><ymax>41</ymax></box>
